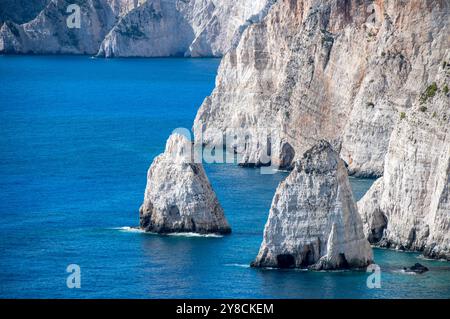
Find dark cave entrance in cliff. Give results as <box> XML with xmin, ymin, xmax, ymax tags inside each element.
<box><xmin>276</xmin><ymin>254</ymin><xmax>296</xmax><ymax>268</ymax></box>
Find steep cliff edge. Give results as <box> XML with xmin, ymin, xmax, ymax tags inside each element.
<box><xmin>97</xmin><ymin>0</ymin><xmax>195</xmax><ymax>57</ymax></box>
<box><xmin>0</xmin><ymin>0</ymin><xmax>275</xmax><ymax>57</ymax></box>
<box><xmin>252</xmin><ymin>141</ymin><xmax>373</xmax><ymax>270</ymax></box>
<box><xmin>98</xmin><ymin>0</ymin><xmax>275</xmax><ymax>57</ymax></box>
<box><xmin>193</xmin><ymin>0</ymin><xmax>449</xmax><ymax>176</ymax></box>
<box><xmin>0</xmin><ymin>0</ymin><xmax>118</xmax><ymax>55</ymax></box>
<box><xmin>358</xmin><ymin>63</ymin><xmax>450</xmax><ymax>260</ymax></box>
<box><xmin>0</xmin><ymin>0</ymin><xmax>49</xmax><ymax>24</ymax></box>
<box><xmin>139</xmin><ymin>133</ymin><xmax>231</xmax><ymax>234</ymax></box>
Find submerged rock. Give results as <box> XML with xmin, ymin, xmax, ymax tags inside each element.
<box><xmin>252</xmin><ymin>141</ymin><xmax>373</xmax><ymax>270</ymax></box>
<box><xmin>403</xmin><ymin>263</ymin><xmax>429</xmax><ymax>274</ymax></box>
<box><xmin>139</xmin><ymin>133</ymin><xmax>231</xmax><ymax>235</ymax></box>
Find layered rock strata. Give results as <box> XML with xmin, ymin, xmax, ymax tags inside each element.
<box><xmin>252</xmin><ymin>141</ymin><xmax>373</xmax><ymax>270</ymax></box>
<box><xmin>193</xmin><ymin>0</ymin><xmax>449</xmax><ymax>177</ymax></box>
<box><xmin>139</xmin><ymin>133</ymin><xmax>231</xmax><ymax>234</ymax></box>
<box><xmin>0</xmin><ymin>0</ymin><xmax>275</xmax><ymax>57</ymax></box>
<box><xmin>98</xmin><ymin>0</ymin><xmax>275</xmax><ymax>57</ymax></box>
<box><xmin>0</xmin><ymin>0</ymin><xmax>118</xmax><ymax>54</ymax></box>
<box><xmin>358</xmin><ymin>64</ymin><xmax>450</xmax><ymax>260</ymax></box>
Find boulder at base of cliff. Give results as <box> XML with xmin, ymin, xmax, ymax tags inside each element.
<box><xmin>139</xmin><ymin>133</ymin><xmax>231</xmax><ymax>235</ymax></box>
<box><xmin>252</xmin><ymin>141</ymin><xmax>373</xmax><ymax>270</ymax></box>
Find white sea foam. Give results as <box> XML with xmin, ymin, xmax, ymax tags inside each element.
<box><xmin>167</xmin><ymin>232</ymin><xmax>223</xmax><ymax>238</ymax></box>
<box><xmin>316</xmin><ymin>269</ymin><xmax>349</xmax><ymax>273</ymax></box>
<box><xmin>416</xmin><ymin>255</ymin><xmax>434</xmax><ymax>261</ymax></box>
<box><xmin>225</xmin><ymin>263</ymin><xmax>251</xmax><ymax>268</ymax></box>
<box><xmin>114</xmin><ymin>227</ymin><xmax>223</xmax><ymax>238</ymax></box>
<box><xmin>233</xmin><ymin>264</ymin><xmax>309</xmax><ymax>271</ymax></box>
<box><xmin>394</xmin><ymin>269</ymin><xmax>418</xmax><ymax>275</ymax></box>
<box><xmin>416</xmin><ymin>254</ymin><xmax>448</xmax><ymax>262</ymax></box>
<box><xmin>113</xmin><ymin>226</ymin><xmax>145</xmax><ymax>233</ymax></box>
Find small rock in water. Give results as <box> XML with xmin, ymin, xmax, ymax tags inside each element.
<box><xmin>403</xmin><ymin>263</ymin><xmax>429</xmax><ymax>274</ymax></box>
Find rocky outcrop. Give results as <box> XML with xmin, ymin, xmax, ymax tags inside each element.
<box><xmin>403</xmin><ymin>263</ymin><xmax>429</xmax><ymax>274</ymax></box>
<box><xmin>252</xmin><ymin>141</ymin><xmax>373</xmax><ymax>270</ymax></box>
<box><xmin>98</xmin><ymin>0</ymin><xmax>195</xmax><ymax>57</ymax></box>
<box><xmin>193</xmin><ymin>0</ymin><xmax>449</xmax><ymax>176</ymax></box>
<box><xmin>0</xmin><ymin>0</ymin><xmax>118</xmax><ymax>54</ymax></box>
<box><xmin>98</xmin><ymin>0</ymin><xmax>275</xmax><ymax>57</ymax></box>
<box><xmin>139</xmin><ymin>133</ymin><xmax>231</xmax><ymax>234</ymax></box>
<box><xmin>0</xmin><ymin>0</ymin><xmax>275</xmax><ymax>57</ymax></box>
<box><xmin>0</xmin><ymin>0</ymin><xmax>49</xmax><ymax>24</ymax></box>
<box><xmin>358</xmin><ymin>63</ymin><xmax>450</xmax><ymax>260</ymax></box>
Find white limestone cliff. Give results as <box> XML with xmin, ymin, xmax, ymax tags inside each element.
<box><xmin>97</xmin><ymin>0</ymin><xmax>274</xmax><ymax>57</ymax></box>
<box><xmin>0</xmin><ymin>0</ymin><xmax>275</xmax><ymax>57</ymax></box>
<box><xmin>0</xmin><ymin>0</ymin><xmax>120</xmax><ymax>55</ymax></box>
<box><xmin>139</xmin><ymin>133</ymin><xmax>231</xmax><ymax>234</ymax></box>
<box><xmin>0</xmin><ymin>0</ymin><xmax>49</xmax><ymax>24</ymax></box>
<box><xmin>193</xmin><ymin>0</ymin><xmax>449</xmax><ymax>176</ymax></box>
<box><xmin>358</xmin><ymin>63</ymin><xmax>450</xmax><ymax>260</ymax></box>
<box><xmin>252</xmin><ymin>141</ymin><xmax>373</xmax><ymax>269</ymax></box>
<box><xmin>97</xmin><ymin>0</ymin><xmax>195</xmax><ymax>57</ymax></box>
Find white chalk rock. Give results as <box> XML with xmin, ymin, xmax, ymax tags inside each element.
<box><xmin>139</xmin><ymin>133</ymin><xmax>231</xmax><ymax>235</ymax></box>
<box><xmin>252</xmin><ymin>141</ymin><xmax>373</xmax><ymax>269</ymax></box>
<box><xmin>358</xmin><ymin>67</ymin><xmax>450</xmax><ymax>261</ymax></box>
<box><xmin>193</xmin><ymin>0</ymin><xmax>449</xmax><ymax>177</ymax></box>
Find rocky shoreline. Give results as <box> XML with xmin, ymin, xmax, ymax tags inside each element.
<box><xmin>142</xmin><ymin>0</ymin><xmax>449</xmax><ymax>263</ymax></box>
<box><xmin>192</xmin><ymin>0</ymin><xmax>449</xmax><ymax>262</ymax></box>
<box><xmin>2</xmin><ymin>0</ymin><xmax>447</xmax><ymax>264</ymax></box>
<box><xmin>358</xmin><ymin>60</ymin><xmax>450</xmax><ymax>261</ymax></box>
<box><xmin>0</xmin><ymin>0</ymin><xmax>275</xmax><ymax>57</ymax></box>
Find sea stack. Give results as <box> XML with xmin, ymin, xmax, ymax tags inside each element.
<box><xmin>139</xmin><ymin>133</ymin><xmax>231</xmax><ymax>235</ymax></box>
<box><xmin>252</xmin><ymin>141</ymin><xmax>373</xmax><ymax>270</ymax></box>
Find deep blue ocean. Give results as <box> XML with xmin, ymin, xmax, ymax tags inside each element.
<box><xmin>0</xmin><ymin>56</ymin><xmax>449</xmax><ymax>298</ymax></box>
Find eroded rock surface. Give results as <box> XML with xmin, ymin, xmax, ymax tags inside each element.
<box><xmin>358</xmin><ymin>64</ymin><xmax>450</xmax><ymax>261</ymax></box>
<box><xmin>0</xmin><ymin>0</ymin><xmax>118</xmax><ymax>54</ymax></box>
<box><xmin>139</xmin><ymin>133</ymin><xmax>231</xmax><ymax>234</ymax></box>
<box><xmin>193</xmin><ymin>0</ymin><xmax>449</xmax><ymax>176</ymax></box>
<box><xmin>0</xmin><ymin>0</ymin><xmax>49</xmax><ymax>24</ymax></box>
<box><xmin>0</xmin><ymin>0</ymin><xmax>275</xmax><ymax>57</ymax></box>
<box><xmin>252</xmin><ymin>141</ymin><xmax>373</xmax><ymax>270</ymax></box>
<box><xmin>98</xmin><ymin>0</ymin><xmax>275</xmax><ymax>57</ymax></box>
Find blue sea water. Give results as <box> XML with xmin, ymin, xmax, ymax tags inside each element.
<box><xmin>0</xmin><ymin>55</ymin><xmax>449</xmax><ymax>299</ymax></box>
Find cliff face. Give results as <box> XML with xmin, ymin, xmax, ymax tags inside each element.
<box><xmin>358</xmin><ymin>63</ymin><xmax>450</xmax><ymax>260</ymax></box>
<box><xmin>252</xmin><ymin>141</ymin><xmax>373</xmax><ymax>270</ymax></box>
<box><xmin>0</xmin><ymin>0</ymin><xmax>118</xmax><ymax>54</ymax></box>
<box><xmin>0</xmin><ymin>0</ymin><xmax>49</xmax><ymax>24</ymax></box>
<box><xmin>193</xmin><ymin>0</ymin><xmax>449</xmax><ymax>176</ymax></box>
<box><xmin>0</xmin><ymin>0</ymin><xmax>275</xmax><ymax>57</ymax></box>
<box><xmin>98</xmin><ymin>0</ymin><xmax>275</xmax><ymax>57</ymax></box>
<box><xmin>97</xmin><ymin>0</ymin><xmax>195</xmax><ymax>57</ymax></box>
<box><xmin>139</xmin><ymin>133</ymin><xmax>231</xmax><ymax>234</ymax></box>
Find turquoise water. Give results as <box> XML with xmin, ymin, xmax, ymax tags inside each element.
<box><xmin>0</xmin><ymin>56</ymin><xmax>449</xmax><ymax>299</ymax></box>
